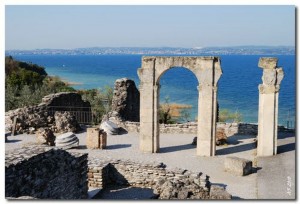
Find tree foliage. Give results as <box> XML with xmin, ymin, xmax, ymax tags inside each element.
<box><xmin>218</xmin><ymin>109</ymin><xmax>243</xmax><ymax>123</ymax></box>
<box><xmin>5</xmin><ymin>56</ymin><xmax>75</xmax><ymax>111</ymax></box>
<box><xmin>78</xmin><ymin>86</ymin><xmax>113</xmax><ymax>125</ymax></box>
<box><xmin>158</xmin><ymin>97</ymin><xmax>192</xmax><ymax>124</ymax></box>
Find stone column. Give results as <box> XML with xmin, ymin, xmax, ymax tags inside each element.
<box><xmin>196</xmin><ymin>58</ymin><xmax>221</xmax><ymax>157</ymax></box>
<box><xmin>153</xmin><ymin>84</ymin><xmax>160</xmax><ymax>152</ymax></box>
<box><xmin>257</xmin><ymin>57</ymin><xmax>284</xmax><ymax>156</ymax></box>
<box><xmin>138</xmin><ymin>57</ymin><xmax>157</xmax><ymax>153</ymax></box>
<box><xmin>197</xmin><ymin>84</ymin><xmax>218</xmax><ymax>156</ymax></box>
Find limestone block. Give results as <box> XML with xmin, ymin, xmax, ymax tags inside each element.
<box><xmin>86</xmin><ymin>128</ymin><xmax>107</xmax><ymax>149</ymax></box>
<box><xmin>224</xmin><ymin>157</ymin><xmax>252</xmax><ymax>176</ymax></box>
<box><xmin>210</xmin><ymin>185</ymin><xmax>232</xmax><ymax>199</ymax></box>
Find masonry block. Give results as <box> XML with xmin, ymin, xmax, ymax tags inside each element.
<box><xmin>86</xmin><ymin>128</ymin><xmax>107</xmax><ymax>149</ymax></box>
<box><xmin>224</xmin><ymin>157</ymin><xmax>252</xmax><ymax>176</ymax></box>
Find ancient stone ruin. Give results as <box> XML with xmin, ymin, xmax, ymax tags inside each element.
<box><xmin>104</xmin><ymin>78</ymin><xmax>140</xmax><ymax>123</ymax></box>
<box><xmin>5</xmin><ymin>146</ymin><xmax>88</xmax><ymax>199</ymax></box>
<box><xmin>5</xmin><ymin>145</ymin><xmax>231</xmax><ymax>200</ymax></box>
<box><xmin>138</xmin><ymin>56</ymin><xmax>222</xmax><ymax>156</ymax></box>
<box><xmin>257</xmin><ymin>57</ymin><xmax>284</xmax><ymax>156</ymax></box>
<box><xmin>88</xmin><ymin>158</ymin><xmax>231</xmax><ymax>199</ymax></box>
<box><xmin>5</xmin><ymin>92</ymin><xmax>90</xmax><ymax>134</ymax></box>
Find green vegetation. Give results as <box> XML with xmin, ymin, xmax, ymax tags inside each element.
<box><xmin>159</xmin><ymin>97</ymin><xmax>192</xmax><ymax>124</ymax></box>
<box><xmin>78</xmin><ymin>86</ymin><xmax>113</xmax><ymax>125</ymax></box>
<box><xmin>218</xmin><ymin>109</ymin><xmax>243</xmax><ymax>123</ymax></box>
<box><xmin>5</xmin><ymin>56</ymin><xmax>77</xmax><ymax>111</ymax></box>
<box><xmin>5</xmin><ymin>56</ymin><xmax>113</xmax><ymax>123</ymax></box>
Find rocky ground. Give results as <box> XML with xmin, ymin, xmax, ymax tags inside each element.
<box><xmin>5</xmin><ymin>127</ymin><xmax>295</xmax><ymax>199</ymax></box>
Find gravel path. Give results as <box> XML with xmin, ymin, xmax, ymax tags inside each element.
<box><xmin>5</xmin><ymin>128</ymin><xmax>295</xmax><ymax>199</ymax></box>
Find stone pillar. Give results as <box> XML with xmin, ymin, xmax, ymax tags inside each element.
<box><xmin>197</xmin><ymin>84</ymin><xmax>218</xmax><ymax>156</ymax></box>
<box><xmin>138</xmin><ymin>57</ymin><xmax>157</xmax><ymax>153</ymax></box>
<box><xmin>257</xmin><ymin>57</ymin><xmax>284</xmax><ymax>156</ymax></box>
<box><xmin>153</xmin><ymin>84</ymin><xmax>160</xmax><ymax>152</ymax></box>
<box><xmin>196</xmin><ymin>58</ymin><xmax>221</xmax><ymax>157</ymax></box>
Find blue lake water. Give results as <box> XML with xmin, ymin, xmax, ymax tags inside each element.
<box><xmin>12</xmin><ymin>54</ymin><xmax>295</xmax><ymax>126</ymax></box>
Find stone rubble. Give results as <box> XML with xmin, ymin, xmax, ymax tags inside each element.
<box><xmin>5</xmin><ymin>92</ymin><xmax>89</xmax><ymax>135</ymax></box>
<box><xmin>87</xmin><ymin>158</ymin><xmax>231</xmax><ymax>199</ymax></box>
<box><xmin>36</xmin><ymin>128</ymin><xmax>55</xmax><ymax>146</ymax></box>
<box><xmin>54</xmin><ymin>111</ymin><xmax>81</xmax><ymax>133</ymax></box>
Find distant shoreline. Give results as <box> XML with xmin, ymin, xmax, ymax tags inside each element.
<box><xmin>5</xmin><ymin>46</ymin><xmax>295</xmax><ymax>56</ymax></box>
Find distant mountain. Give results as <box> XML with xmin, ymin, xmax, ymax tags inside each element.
<box><xmin>5</xmin><ymin>46</ymin><xmax>295</xmax><ymax>56</ymax></box>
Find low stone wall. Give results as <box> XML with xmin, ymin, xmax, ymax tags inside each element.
<box><xmin>88</xmin><ymin>158</ymin><xmax>231</xmax><ymax>199</ymax></box>
<box><xmin>5</xmin><ymin>146</ymin><xmax>88</xmax><ymax>199</ymax></box>
<box><xmin>121</xmin><ymin>121</ymin><xmax>259</xmax><ymax>136</ymax></box>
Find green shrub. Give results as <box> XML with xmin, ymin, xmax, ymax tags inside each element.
<box><xmin>219</xmin><ymin>109</ymin><xmax>243</xmax><ymax>123</ymax></box>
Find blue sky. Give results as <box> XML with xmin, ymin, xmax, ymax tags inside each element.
<box><xmin>5</xmin><ymin>5</ymin><xmax>295</xmax><ymax>50</ymax></box>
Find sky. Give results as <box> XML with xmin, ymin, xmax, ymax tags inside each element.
<box><xmin>5</xmin><ymin>5</ymin><xmax>295</xmax><ymax>50</ymax></box>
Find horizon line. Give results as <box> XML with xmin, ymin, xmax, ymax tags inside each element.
<box><xmin>5</xmin><ymin>45</ymin><xmax>295</xmax><ymax>51</ymax></box>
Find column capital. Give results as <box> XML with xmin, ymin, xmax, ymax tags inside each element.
<box><xmin>258</xmin><ymin>84</ymin><xmax>280</xmax><ymax>94</ymax></box>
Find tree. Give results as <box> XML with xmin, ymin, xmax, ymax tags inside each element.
<box><xmin>219</xmin><ymin>109</ymin><xmax>243</xmax><ymax>123</ymax></box>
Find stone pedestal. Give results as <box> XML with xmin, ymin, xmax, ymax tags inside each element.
<box><xmin>87</xmin><ymin>128</ymin><xmax>107</xmax><ymax>149</ymax></box>
<box><xmin>257</xmin><ymin>57</ymin><xmax>284</xmax><ymax>156</ymax></box>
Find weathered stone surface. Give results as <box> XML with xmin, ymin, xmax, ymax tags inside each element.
<box><xmin>5</xmin><ymin>92</ymin><xmax>89</xmax><ymax>135</ymax></box>
<box><xmin>41</xmin><ymin>92</ymin><xmax>91</xmax><ymax>107</ymax></box>
<box><xmin>5</xmin><ymin>105</ymin><xmax>50</xmax><ymax>134</ymax></box>
<box><xmin>258</xmin><ymin>57</ymin><xmax>278</xmax><ymax>69</ymax></box>
<box><xmin>5</xmin><ymin>146</ymin><xmax>88</xmax><ymax>199</ymax></box>
<box><xmin>210</xmin><ymin>185</ymin><xmax>232</xmax><ymax>199</ymax></box>
<box><xmin>138</xmin><ymin>56</ymin><xmax>222</xmax><ymax>156</ymax></box>
<box><xmin>36</xmin><ymin>128</ymin><xmax>55</xmax><ymax>146</ymax></box>
<box><xmin>103</xmin><ymin>78</ymin><xmax>140</xmax><ymax>124</ymax></box>
<box><xmin>54</xmin><ymin>111</ymin><xmax>81</xmax><ymax>133</ymax></box>
<box><xmin>100</xmin><ymin>121</ymin><xmax>119</xmax><ymax>135</ymax></box>
<box><xmin>86</xmin><ymin>128</ymin><xmax>107</xmax><ymax>149</ymax></box>
<box><xmin>192</xmin><ymin>127</ymin><xmax>226</xmax><ymax>146</ymax></box>
<box><xmin>87</xmin><ymin>158</ymin><xmax>223</xmax><ymax>199</ymax></box>
<box><xmin>224</xmin><ymin>157</ymin><xmax>252</xmax><ymax>176</ymax></box>
<box><xmin>257</xmin><ymin>57</ymin><xmax>284</xmax><ymax>156</ymax></box>
<box><xmin>55</xmin><ymin>132</ymin><xmax>79</xmax><ymax>150</ymax></box>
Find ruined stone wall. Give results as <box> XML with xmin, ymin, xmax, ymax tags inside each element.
<box><xmin>111</xmin><ymin>78</ymin><xmax>140</xmax><ymax>122</ymax></box>
<box><xmin>87</xmin><ymin>158</ymin><xmax>231</xmax><ymax>199</ymax></box>
<box><xmin>5</xmin><ymin>146</ymin><xmax>88</xmax><ymax>199</ymax></box>
<box><xmin>120</xmin><ymin>122</ymin><xmax>260</xmax><ymax>136</ymax></box>
<box><xmin>41</xmin><ymin>92</ymin><xmax>91</xmax><ymax>108</ymax></box>
<box><xmin>5</xmin><ymin>92</ymin><xmax>89</xmax><ymax>134</ymax></box>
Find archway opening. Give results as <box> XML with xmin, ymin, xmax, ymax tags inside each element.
<box><xmin>156</xmin><ymin>66</ymin><xmax>199</xmax><ymax>153</ymax></box>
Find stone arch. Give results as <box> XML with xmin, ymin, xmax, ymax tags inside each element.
<box><xmin>137</xmin><ymin>56</ymin><xmax>222</xmax><ymax>156</ymax></box>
